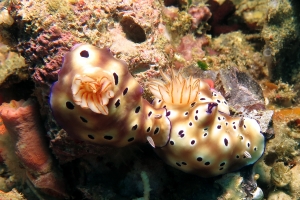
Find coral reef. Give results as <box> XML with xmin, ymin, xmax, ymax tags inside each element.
<box><xmin>0</xmin><ymin>43</ymin><xmax>28</xmax><ymax>88</ymax></box>
<box><xmin>264</xmin><ymin>81</ymin><xmax>297</xmax><ymax>108</ymax></box>
<box><xmin>215</xmin><ymin>172</ymin><xmax>246</xmax><ymax>199</ymax></box>
<box><xmin>188</xmin><ymin>6</ymin><xmax>212</xmax><ymax>33</ymax></box>
<box><xmin>267</xmin><ymin>191</ymin><xmax>292</xmax><ymax>200</ymax></box>
<box><xmin>207</xmin><ymin>0</ymin><xmax>238</xmax><ymax>36</ymax></box>
<box><xmin>270</xmin><ymin>162</ymin><xmax>292</xmax><ymax>187</ymax></box>
<box><xmin>174</xmin><ymin>34</ymin><xmax>209</xmax><ymax>66</ymax></box>
<box><xmin>208</xmin><ymin>31</ymin><xmax>267</xmax><ymax>80</ymax></box>
<box><xmin>235</xmin><ymin>0</ymin><xmax>268</xmax><ymax>31</ymax></box>
<box><xmin>0</xmin><ymin>0</ymin><xmax>299</xmax><ymax>199</ymax></box>
<box><xmin>253</xmin><ymin>105</ymin><xmax>300</xmax><ymax>199</ymax></box>
<box><xmin>261</xmin><ymin>0</ymin><xmax>300</xmax><ymax>89</ymax></box>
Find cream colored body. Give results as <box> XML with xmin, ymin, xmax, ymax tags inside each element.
<box><xmin>149</xmin><ymin>70</ymin><xmax>265</xmax><ymax>177</ymax></box>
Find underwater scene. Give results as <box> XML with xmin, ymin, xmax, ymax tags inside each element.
<box><xmin>0</xmin><ymin>0</ymin><xmax>299</xmax><ymax>199</ymax></box>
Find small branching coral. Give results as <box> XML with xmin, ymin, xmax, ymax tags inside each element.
<box><xmin>50</xmin><ymin>44</ymin><xmax>265</xmax><ymax>177</ymax></box>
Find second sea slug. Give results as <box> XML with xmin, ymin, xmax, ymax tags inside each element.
<box><xmin>148</xmin><ymin>70</ymin><xmax>265</xmax><ymax>178</ymax></box>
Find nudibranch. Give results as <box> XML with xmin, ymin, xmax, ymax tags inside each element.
<box><xmin>50</xmin><ymin>44</ymin><xmax>265</xmax><ymax>178</ymax></box>
<box><xmin>50</xmin><ymin>44</ymin><xmax>170</xmax><ymax>147</ymax></box>
<box><xmin>148</xmin><ymin>70</ymin><xmax>265</xmax><ymax>178</ymax></box>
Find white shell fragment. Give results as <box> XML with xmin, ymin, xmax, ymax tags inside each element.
<box><xmin>251</xmin><ymin>187</ymin><xmax>264</xmax><ymax>200</ymax></box>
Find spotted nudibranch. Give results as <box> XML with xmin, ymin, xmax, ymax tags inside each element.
<box><xmin>50</xmin><ymin>44</ymin><xmax>170</xmax><ymax>147</ymax></box>
<box><xmin>50</xmin><ymin>44</ymin><xmax>265</xmax><ymax>178</ymax></box>
<box><xmin>148</xmin><ymin>70</ymin><xmax>265</xmax><ymax>177</ymax></box>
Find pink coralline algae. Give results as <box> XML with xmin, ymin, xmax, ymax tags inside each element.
<box><xmin>176</xmin><ymin>34</ymin><xmax>209</xmax><ymax>63</ymax></box>
<box><xmin>20</xmin><ymin>26</ymin><xmax>79</xmax><ymax>86</ymax></box>
<box><xmin>50</xmin><ymin>44</ymin><xmax>265</xmax><ymax>178</ymax></box>
<box><xmin>188</xmin><ymin>6</ymin><xmax>212</xmax><ymax>30</ymax></box>
<box><xmin>0</xmin><ymin>99</ymin><xmax>68</xmax><ymax>198</ymax></box>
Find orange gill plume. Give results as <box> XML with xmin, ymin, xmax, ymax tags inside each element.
<box><xmin>148</xmin><ymin>69</ymin><xmax>200</xmax><ymax>105</ymax></box>
<box><xmin>71</xmin><ymin>68</ymin><xmax>114</xmax><ymax>115</ymax></box>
